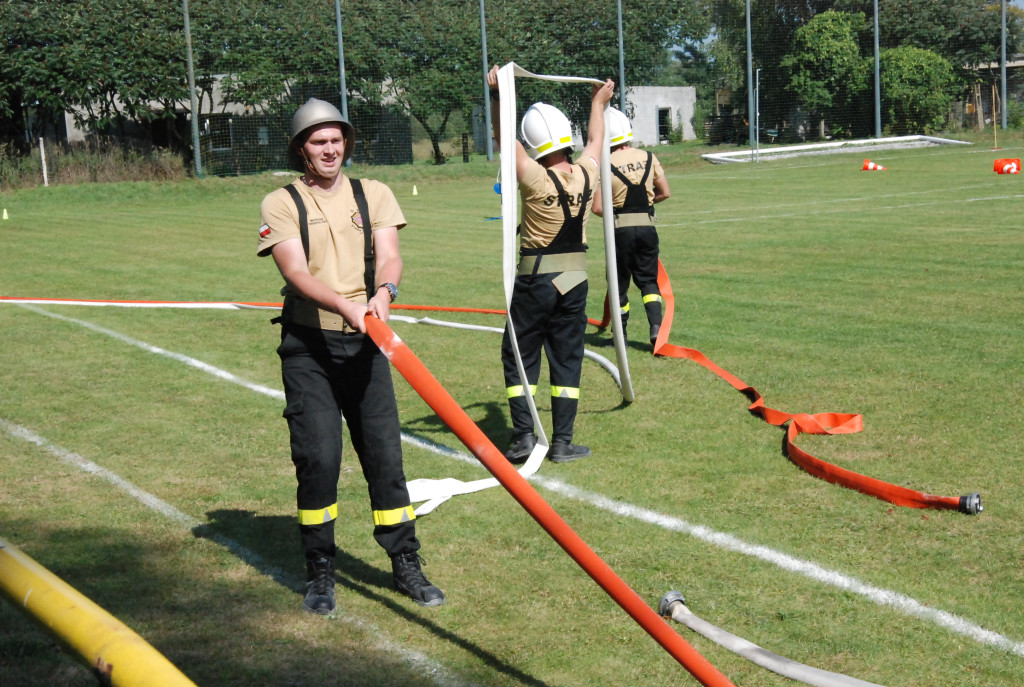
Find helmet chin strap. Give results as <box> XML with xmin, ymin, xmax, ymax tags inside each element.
<box><xmin>300</xmin><ymin>151</ymin><xmax>331</xmax><ymax>184</ymax></box>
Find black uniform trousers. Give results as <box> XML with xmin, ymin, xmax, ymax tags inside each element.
<box><xmin>613</xmin><ymin>224</ymin><xmax>663</xmax><ymax>331</ymax></box>
<box><xmin>278</xmin><ymin>323</ymin><xmax>418</xmax><ymax>563</ymax></box>
<box><xmin>501</xmin><ymin>272</ymin><xmax>588</xmax><ymax>444</ymax></box>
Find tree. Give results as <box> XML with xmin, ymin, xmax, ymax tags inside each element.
<box><xmin>707</xmin><ymin>0</ymin><xmax>1020</xmax><ymax>139</ymax></box>
<box><xmin>371</xmin><ymin>0</ymin><xmax>482</xmax><ymax>164</ymax></box>
<box><xmin>188</xmin><ymin>0</ymin><xmax>366</xmax><ymax>116</ymax></box>
<box><xmin>484</xmin><ymin>0</ymin><xmax>711</xmax><ymax>132</ymax></box>
<box><xmin>353</xmin><ymin>0</ymin><xmax>711</xmax><ymax>164</ymax></box>
<box><xmin>782</xmin><ymin>11</ymin><xmax>871</xmax><ymax>137</ymax></box>
<box><xmin>1</xmin><ymin>0</ymin><xmax>185</xmax><ymax>148</ymax></box>
<box><xmin>710</xmin><ymin>0</ymin><xmax>843</xmax><ymax>136</ymax></box>
<box><xmin>1</xmin><ymin>0</ymin><xmax>715</xmax><ymax>164</ymax></box>
<box><xmin>0</xmin><ymin>2</ymin><xmax>27</xmax><ymax>149</ymax></box>
<box><xmin>670</xmin><ymin>38</ymin><xmax>745</xmax><ymax>101</ymax></box>
<box><xmin>880</xmin><ymin>0</ymin><xmax>1019</xmax><ymax>69</ymax></box>
<box><xmin>880</xmin><ymin>45</ymin><xmax>956</xmax><ymax>134</ymax></box>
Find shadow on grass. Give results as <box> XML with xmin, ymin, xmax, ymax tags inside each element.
<box><xmin>400</xmin><ymin>399</ymin><xmax>514</xmax><ymax>452</ymax></box>
<box><xmin>195</xmin><ymin>509</ymin><xmax>552</xmax><ymax>687</ymax></box>
<box><xmin>334</xmin><ymin>550</ymin><xmax>552</xmax><ymax>687</ymax></box>
<box><xmin>583</xmin><ymin>329</ymin><xmax>656</xmax><ymax>355</ymax></box>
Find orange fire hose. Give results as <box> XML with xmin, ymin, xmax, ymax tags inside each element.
<box><xmin>364</xmin><ymin>316</ymin><xmax>736</xmax><ymax>687</ymax></box>
<box><xmin>631</xmin><ymin>261</ymin><xmax>980</xmax><ymax>514</ymax></box>
<box><xmin>2</xmin><ymin>294</ymin><xmax>979</xmax><ymax>512</ymax></box>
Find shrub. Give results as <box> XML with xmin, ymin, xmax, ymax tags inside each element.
<box><xmin>880</xmin><ymin>46</ymin><xmax>957</xmax><ymax>135</ymax></box>
<box><xmin>0</xmin><ymin>140</ymin><xmax>187</xmax><ymax>189</ymax></box>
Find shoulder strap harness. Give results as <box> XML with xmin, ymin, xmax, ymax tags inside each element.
<box><xmin>610</xmin><ymin>151</ymin><xmax>654</xmax><ymax>216</ymax></box>
<box><xmin>283</xmin><ymin>179</ymin><xmax>375</xmax><ymax>297</ymax></box>
<box><xmin>521</xmin><ymin>167</ymin><xmax>591</xmax><ymax>256</ymax></box>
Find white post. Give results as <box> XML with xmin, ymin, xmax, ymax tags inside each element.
<box><xmin>754</xmin><ymin>69</ymin><xmax>761</xmax><ymax>163</ymax></box>
<box><xmin>39</xmin><ymin>138</ymin><xmax>49</xmax><ymax>187</ymax></box>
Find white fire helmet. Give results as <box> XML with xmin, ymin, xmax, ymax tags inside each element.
<box><xmin>520</xmin><ymin>102</ymin><xmax>574</xmax><ymax>160</ymax></box>
<box><xmin>288</xmin><ymin>97</ymin><xmax>355</xmax><ymax>171</ymax></box>
<box><xmin>607</xmin><ymin>107</ymin><xmax>633</xmax><ymax>147</ymax></box>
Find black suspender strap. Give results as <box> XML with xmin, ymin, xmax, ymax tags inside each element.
<box><xmin>282</xmin><ymin>179</ymin><xmax>375</xmax><ymax>298</ymax></box>
<box><xmin>282</xmin><ymin>184</ymin><xmax>309</xmax><ymax>259</ymax></box>
<box><xmin>349</xmin><ymin>178</ymin><xmax>376</xmax><ymax>300</ymax></box>
<box><xmin>538</xmin><ymin>167</ymin><xmax>590</xmax><ymax>254</ymax></box>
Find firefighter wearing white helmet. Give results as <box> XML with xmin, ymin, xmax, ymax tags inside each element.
<box><xmin>486</xmin><ymin>64</ymin><xmax>615</xmax><ymax>464</ymax></box>
<box><xmin>520</xmin><ymin>102</ymin><xmax>575</xmax><ymax>160</ymax></box>
<box><xmin>257</xmin><ymin>97</ymin><xmax>445</xmax><ymax>615</ymax></box>
<box><xmin>606</xmin><ymin>106</ymin><xmax>633</xmax><ymax>146</ymax></box>
<box><xmin>592</xmin><ymin>107</ymin><xmax>671</xmax><ymax>349</ymax></box>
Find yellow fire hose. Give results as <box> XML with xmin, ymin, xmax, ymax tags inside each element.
<box><xmin>0</xmin><ymin>536</ymin><xmax>196</xmax><ymax>686</ymax></box>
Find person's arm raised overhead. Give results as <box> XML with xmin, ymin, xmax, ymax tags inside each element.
<box><xmin>580</xmin><ymin>79</ymin><xmax>615</xmax><ymax>164</ymax></box>
<box><xmin>487</xmin><ymin>64</ymin><xmax>533</xmax><ymax>181</ymax></box>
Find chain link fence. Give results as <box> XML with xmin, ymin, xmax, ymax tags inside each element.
<box><xmin>3</xmin><ymin>0</ymin><xmax>1022</xmax><ymax>183</ymax></box>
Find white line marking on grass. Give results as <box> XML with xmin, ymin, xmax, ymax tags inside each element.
<box><xmin>14</xmin><ymin>304</ymin><xmax>1024</xmax><ymax>659</ymax></box>
<box><xmin>0</xmin><ymin>417</ymin><xmax>466</xmax><ymax>687</ymax></box>
<box><xmin>659</xmin><ymin>193</ymin><xmax>1024</xmax><ymax>227</ymax></box>
<box><xmin>2</xmin><ymin>418</ymin><xmax>201</xmax><ymax>528</ymax></box>
<box><xmin>531</xmin><ymin>476</ymin><xmax>1024</xmax><ymax>659</ymax></box>
<box><xmin>17</xmin><ymin>304</ymin><xmax>284</xmax><ymax>400</ymax></box>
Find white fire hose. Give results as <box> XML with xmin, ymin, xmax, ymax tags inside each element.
<box><xmin>659</xmin><ymin>592</ymin><xmax>887</xmax><ymax>687</ymax></box>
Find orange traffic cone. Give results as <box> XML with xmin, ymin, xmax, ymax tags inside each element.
<box><xmin>993</xmin><ymin>158</ymin><xmax>1020</xmax><ymax>174</ymax></box>
<box><xmin>862</xmin><ymin>159</ymin><xmax>886</xmax><ymax>171</ymax></box>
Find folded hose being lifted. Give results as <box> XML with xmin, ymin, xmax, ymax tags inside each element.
<box><xmin>602</xmin><ymin>261</ymin><xmax>982</xmax><ymax>515</ymax></box>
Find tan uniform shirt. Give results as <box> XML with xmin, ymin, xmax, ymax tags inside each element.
<box><xmin>607</xmin><ymin>147</ymin><xmax>665</xmax><ymax>208</ymax></box>
<box><xmin>518</xmin><ymin>154</ymin><xmax>600</xmax><ymax>252</ymax></box>
<box><xmin>257</xmin><ymin>177</ymin><xmax>405</xmax><ymax>332</ymax></box>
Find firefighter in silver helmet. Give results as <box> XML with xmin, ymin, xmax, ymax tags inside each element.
<box><xmin>257</xmin><ymin>97</ymin><xmax>445</xmax><ymax>614</ymax></box>
<box><xmin>592</xmin><ymin>107</ymin><xmax>671</xmax><ymax>348</ymax></box>
<box><xmin>486</xmin><ymin>65</ymin><xmax>615</xmax><ymax>464</ymax></box>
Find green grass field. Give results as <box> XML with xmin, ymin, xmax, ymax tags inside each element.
<box><xmin>2</xmin><ymin>134</ymin><xmax>1023</xmax><ymax>687</ymax></box>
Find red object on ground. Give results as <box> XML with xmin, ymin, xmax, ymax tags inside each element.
<box><xmin>994</xmin><ymin>158</ymin><xmax>1020</xmax><ymax>174</ymax></box>
<box><xmin>649</xmin><ymin>260</ymin><xmax>965</xmax><ymax>511</ymax></box>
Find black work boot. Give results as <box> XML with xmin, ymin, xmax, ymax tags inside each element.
<box><xmin>649</xmin><ymin>323</ymin><xmax>661</xmax><ymax>348</ymax></box>
<box><xmin>550</xmin><ymin>440</ymin><xmax>591</xmax><ymax>463</ymax></box>
<box><xmin>504</xmin><ymin>433</ymin><xmax>536</xmax><ymax>464</ymax></box>
<box><xmin>392</xmin><ymin>552</ymin><xmax>445</xmax><ymax>606</ymax></box>
<box><xmin>303</xmin><ymin>556</ymin><xmax>336</xmax><ymax>615</ymax></box>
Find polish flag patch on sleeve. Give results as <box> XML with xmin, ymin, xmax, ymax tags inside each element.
<box><xmin>259</xmin><ymin>223</ymin><xmax>271</xmax><ymax>238</ymax></box>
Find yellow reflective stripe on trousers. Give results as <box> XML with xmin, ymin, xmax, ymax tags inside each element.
<box><xmin>298</xmin><ymin>503</ymin><xmax>338</xmax><ymax>525</ymax></box>
<box><xmin>619</xmin><ymin>302</ymin><xmax>631</xmax><ymax>314</ymax></box>
<box><xmin>373</xmin><ymin>505</ymin><xmax>416</xmax><ymax>527</ymax></box>
<box><xmin>643</xmin><ymin>293</ymin><xmax>663</xmax><ymax>304</ymax></box>
<box><xmin>550</xmin><ymin>386</ymin><xmax>580</xmax><ymax>399</ymax></box>
<box><xmin>506</xmin><ymin>384</ymin><xmax>538</xmax><ymax>399</ymax></box>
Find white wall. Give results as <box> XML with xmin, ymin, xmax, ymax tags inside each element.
<box><xmin>622</xmin><ymin>85</ymin><xmax>696</xmax><ymax>146</ymax></box>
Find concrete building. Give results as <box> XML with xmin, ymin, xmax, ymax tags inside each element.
<box><xmin>621</xmin><ymin>85</ymin><xmax>697</xmax><ymax>145</ymax></box>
